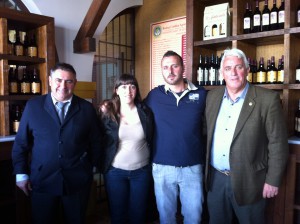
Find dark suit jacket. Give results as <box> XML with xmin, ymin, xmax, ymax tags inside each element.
<box><xmin>205</xmin><ymin>84</ymin><xmax>289</xmax><ymax>205</ymax></box>
<box><xmin>12</xmin><ymin>93</ymin><xmax>103</xmax><ymax>195</ymax></box>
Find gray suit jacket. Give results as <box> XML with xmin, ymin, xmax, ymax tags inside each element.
<box><xmin>205</xmin><ymin>84</ymin><xmax>289</xmax><ymax>205</ymax></box>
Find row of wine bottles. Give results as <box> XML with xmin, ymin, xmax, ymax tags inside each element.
<box><xmin>197</xmin><ymin>54</ymin><xmax>225</xmax><ymax>86</ymax></box>
<box><xmin>10</xmin><ymin>104</ymin><xmax>25</xmax><ymax>134</ymax></box>
<box><xmin>197</xmin><ymin>54</ymin><xmax>300</xmax><ymax>85</ymax></box>
<box><xmin>7</xmin><ymin>30</ymin><xmax>38</xmax><ymax>57</ymax></box>
<box><xmin>9</xmin><ymin>65</ymin><xmax>41</xmax><ymax>95</ymax></box>
<box><xmin>247</xmin><ymin>55</ymin><xmax>284</xmax><ymax>84</ymax></box>
<box><xmin>243</xmin><ymin>0</ymin><xmax>300</xmax><ymax>34</ymax></box>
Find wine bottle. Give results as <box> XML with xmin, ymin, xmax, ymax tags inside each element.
<box><xmin>262</xmin><ymin>0</ymin><xmax>270</xmax><ymax>31</ymax></box>
<box><xmin>23</xmin><ymin>33</ymin><xmax>29</xmax><ymax>56</ymax></box>
<box><xmin>20</xmin><ymin>68</ymin><xmax>31</xmax><ymax>95</ymax></box>
<box><xmin>296</xmin><ymin>58</ymin><xmax>300</xmax><ymax>83</ymax></box>
<box><xmin>243</xmin><ymin>2</ymin><xmax>252</xmax><ymax>34</ymax></box>
<box><xmin>197</xmin><ymin>55</ymin><xmax>205</xmax><ymax>86</ymax></box>
<box><xmin>28</xmin><ymin>34</ymin><xmax>38</xmax><ymax>57</ymax></box>
<box><xmin>208</xmin><ymin>54</ymin><xmax>216</xmax><ymax>86</ymax></box>
<box><xmin>252</xmin><ymin>59</ymin><xmax>258</xmax><ymax>84</ymax></box>
<box><xmin>11</xmin><ymin>104</ymin><xmax>22</xmax><ymax>134</ymax></box>
<box><xmin>14</xmin><ymin>30</ymin><xmax>24</xmax><ymax>56</ymax></box>
<box><xmin>270</xmin><ymin>0</ymin><xmax>278</xmax><ymax>30</ymax></box>
<box><xmin>257</xmin><ymin>57</ymin><xmax>266</xmax><ymax>84</ymax></box>
<box><xmin>204</xmin><ymin>55</ymin><xmax>210</xmax><ymax>86</ymax></box>
<box><xmin>277</xmin><ymin>58</ymin><xmax>284</xmax><ymax>84</ymax></box>
<box><xmin>295</xmin><ymin>99</ymin><xmax>300</xmax><ymax>137</ymax></box>
<box><xmin>7</xmin><ymin>31</ymin><xmax>14</xmax><ymax>55</ymax></box>
<box><xmin>31</xmin><ymin>68</ymin><xmax>41</xmax><ymax>95</ymax></box>
<box><xmin>278</xmin><ymin>0</ymin><xmax>285</xmax><ymax>29</ymax></box>
<box><xmin>252</xmin><ymin>1</ymin><xmax>262</xmax><ymax>32</ymax></box>
<box><xmin>9</xmin><ymin>65</ymin><xmax>19</xmax><ymax>95</ymax></box>
<box><xmin>247</xmin><ymin>58</ymin><xmax>253</xmax><ymax>83</ymax></box>
<box><xmin>267</xmin><ymin>56</ymin><xmax>278</xmax><ymax>84</ymax></box>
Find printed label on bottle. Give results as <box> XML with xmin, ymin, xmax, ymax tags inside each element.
<box><xmin>247</xmin><ymin>72</ymin><xmax>253</xmax><ymax>82</ymax></box>
<box><xmin>21</xmin><ymin>83</ymin><xmax>30</xmax><ymax>93</ymax></box>
<box><xmin>209</xmin><ymin>68</ymin><xmax>216</xmax><ymax>81</ymax></box>
<box><xmin>15</xmin><ymin>45</ymin><xmax>23</xmax><ymax>56</ymax></box>
<box><xmin>244</xmin><ymin>18</ymin><xmax>250</xmax><ymax>29</ymax></box>
<box><xmin>253</xmin><ymin>15</ymin><xmax>261</xmax><ymax>26</ymax></box>
<box><xmin>28</xmin><ymin>47</ymin><xmax>38</xmax><ymax>57</ymax></box>
<box><xmin>197</xmin><ymin>68</ymin><xmax>204</xmax><ymax>82</ymax></box>
<box><xmin>31</xmin><ymin>82</ymin><xmax>41</xmax><ymax>94</ymax></box>
<box><xmin>204</xmin><ymin>26</ymin><xmax>210</xmax><ymax>37</ymax></box>
<box><xmin>296</xmin><ymin>69</ymin><xmax>300</xmax><ymax>81</ymax></box>
<box><xmin>278</xmin><ymin>11</ymin><xmax>284</xmax><ymax>23</ymax></box>
<box><xmin>9</xmin><ymin>83</ymin><xmax>18</xmax><ymax>93</ymax></box>
<box><xmin>257</xmin><ymin>71</ymin><xmax>266</xmax><ymax>82</ymax></box>
<box><xmin>12</xmin><ymin>121</ymin><xmax>20</xmax><ymax>133</ymax></box>
<box><xmin>270</xmin><ymin>12</ymin><xmax>277</xmax><ymax>24</ymax></box>
<box><xmin>298</xmin><ymin>11</ymin><xmax>300</xmax><ymax>23</ymax></box>
<box><xmin>7</xmin><ymin>43</ymin><xmax>14</xmax><ymax>55</ymax></box>
<box><xmin>204</xmin><ymin>69</ymin><xmax>209</xmax><ymax>82</ymax></box>
<box><xmin>267</xmin><ymin>71</ymin><xmax>277</xmax><ymax>82</ymax></box>
<box><xmin>262</xmin><ymin>14</ymin><xmax>270</xmax><ymax>25</ymax></box>
<box><xmin>277</xmin><ymin>70</ymin><xmax>284</xmax><ymax>82</ymax></box>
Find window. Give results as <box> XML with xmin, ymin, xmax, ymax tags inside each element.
<box><xmin>93</xmin><ymin>9</ymin><xmax>135</xmax><ymax>103</ymax></box>
<box><xmin>0</xmin><ymin>0</ymin><xmax>29</xmax><ymax>12</ymax></box>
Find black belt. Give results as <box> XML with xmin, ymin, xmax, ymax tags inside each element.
<box><xmin>213</xmin><ymin>167</ymin><xmax>230</xmax><ymax>176</ymax></box>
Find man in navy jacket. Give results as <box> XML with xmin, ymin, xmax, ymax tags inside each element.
<box><xmin>12</xmin><ymin>63</ymin><xmax>103</xmax><ymax>224</ymax></box>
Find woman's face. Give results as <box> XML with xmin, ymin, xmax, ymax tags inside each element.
<box><xmin>116</xmin><ymin>84</ymin><xmax>137</xmax><ymax>105</ymax></box>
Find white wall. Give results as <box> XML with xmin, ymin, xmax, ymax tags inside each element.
<box><xmin>22</xmin><ymin>0</ymin><xmax>143</xmax><ymax>81</ymax></box>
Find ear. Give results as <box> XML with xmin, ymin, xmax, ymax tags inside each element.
<box><xmin>48</xmin><ymin>75</ymin><xmax>52</xmax><ymax>86</ymax></box>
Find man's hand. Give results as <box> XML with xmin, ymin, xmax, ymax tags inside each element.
<box><xmin>16</xmin><ymin>180</ymin><xmax>32</xmax><ymax>196</ymax></box>
<box><xmin>263</xmin><ymin>183</ymin><xmax>278</xmax><ymax>198</ymax></box>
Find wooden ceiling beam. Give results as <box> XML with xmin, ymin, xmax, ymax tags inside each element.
<box><xmin>73</xmin><ymin>0</ymin><xmax>111</xmax><ymax>53</ymax></box>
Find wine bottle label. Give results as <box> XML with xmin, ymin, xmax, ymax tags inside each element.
<box><xmin>197</xmin><ymin>68</ymin><xmax>204</xmax><ymax>82</ymax></box>
<box><xmin>12</xmin><ymin>121</ymin><xmax>20</xmax><ymax>133</ymax></box>
<box><xmin>31</xmin><ymin>82</ymin><xmax>41</xmax><ymax>94</ymax></box>
<box><xmin>28</xmin><ymin>47</ymin><xmax>38</xmax><ymax>57</ymax></box>
<box><xmin>7</xmin><ymin>43</ymin><xmax>14</xmax><ymax>55</ymax></box>
<box><xmin>244</xmin><ymin>18</ymin><xmax>250</xmax><ymax>29</ymax></box>
<box><xmin>253</xmin><ymin>15</ymin><xmax>261</xmax><ymax>26</ymax></box>
<box><xmin>278</xmin><ymin>11</ymin><xmax>284</xmax><ymax>23</ymax></box>
<box><xmin>9</xmin><ymin>82</ymin><xmax>18</xmax><ymax>93</ymax></box>
<box><xmin>21</xmin><ymin>83</ymin><xmax>30</xmax><ymax>93</ymax></box>
<box><xmin>278</xmin><ymin>70</ymin><xmax>284</xmax><ymax>82</ymax></box>
<box><xmin>257</xmin><ymin>71</ymin><xmax>266</xmax><ymax>82</ymax></box>
<box><xmin>296</xmin><ymin>69</ymin><xmax>300</xmax><ymax>81</ymax></box>
<box><xmin>247</xmin><ymin>72</ymin><xmax>252</xmax><ymax>82</ymax></box>
<box><xmin>262</xmin><ymin>14</ymin><xmax>270</xmax><ymax>26</ymax></box>
<box><xmin>15</xmin><ymin>45</ymin><xmax>23</xmax><ymax>56</ymax></box>
<box><xmin>298</xmin><ymin>11</ymin><xmax>300</xmax><ymax>23</ymax></box>
<box><xmin>267</xmin><ymin>71</ymin><xmax>277</xmax><ymax>82</ymax></box>
<box><xmin>295</xmin><ymin>117</ymin><xmax>300</xmax><ymax>132</ymax></box>
<box><xmin>204</xmin><ymin>69</ymin><xmax>209</xmax><ymax>82</ymax></box>
<box><xmin>209</xmin><ymin>68</ymin><xmax>216</xmax><ymax>81</ymax></box>
<box><xmin>270</xmin><ymin>12</ymin><xmax>277</xmax><ymax>24</ymax></box>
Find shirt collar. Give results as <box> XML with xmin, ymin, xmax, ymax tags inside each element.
<box><xmin>223</xmin><ymin>82</ymin><xmax>249</xmax><ymax>103</ymax></box>
<box><xmin>51</xmin><ymin>93</ymin><xmax>73</xmax><ymax>105</ymax></box>
<box><xmin>164</xmin><ymin>79</ymin><xmax>198</xmax><ymax>94</ymax></box>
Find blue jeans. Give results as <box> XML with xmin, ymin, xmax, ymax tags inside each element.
<box><xmin>104</xmin><ymin>164</ymin><xmax>152</xmax><ymax>224</ymax></box>
<box><xmin>152</xmin><ymin>163</ymin><xmax>204</xmax><ymax>224</ymax></box>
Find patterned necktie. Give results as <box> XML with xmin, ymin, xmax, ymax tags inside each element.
<box><xmin>56</xmin><ymin>102</ymin><xmax>67</xmax><ymax>124</ymax></box>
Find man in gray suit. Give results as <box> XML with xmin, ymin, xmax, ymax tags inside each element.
<box><xmin>205</xmin><ymin>48</ymin><xmax>288</xmax><ymax>224</ymax></box>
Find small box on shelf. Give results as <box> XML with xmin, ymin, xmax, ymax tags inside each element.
<box><xmin>203</xmin><ymin>3</ymin><xmax>231</xmax><ymax>40</ymax></box>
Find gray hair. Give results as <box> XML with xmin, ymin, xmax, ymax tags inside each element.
<box><xmin>220</xmin><ymin>48</ymin><xmax>249</xmax><ymax>73</ymax></box>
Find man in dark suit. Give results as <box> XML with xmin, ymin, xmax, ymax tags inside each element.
<box><xmin>12</xmin><ymin>63</ymin><xmax>103</xmax><ymax>224</ymax></box>
<box><xmin>205</xmin><ymin>48</ymin><xmax>288</xmax><ymax>224</ymax></box>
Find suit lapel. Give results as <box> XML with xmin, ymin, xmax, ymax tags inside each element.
<box><xmin>64</xmin><ymin>96</ymin><xmax>80</xmax><ymax>123</ymax></box>
<box><xmin>232</xmin><ymin>85</ymin><xmax>256</xmax><ymax>141</ymax></box>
